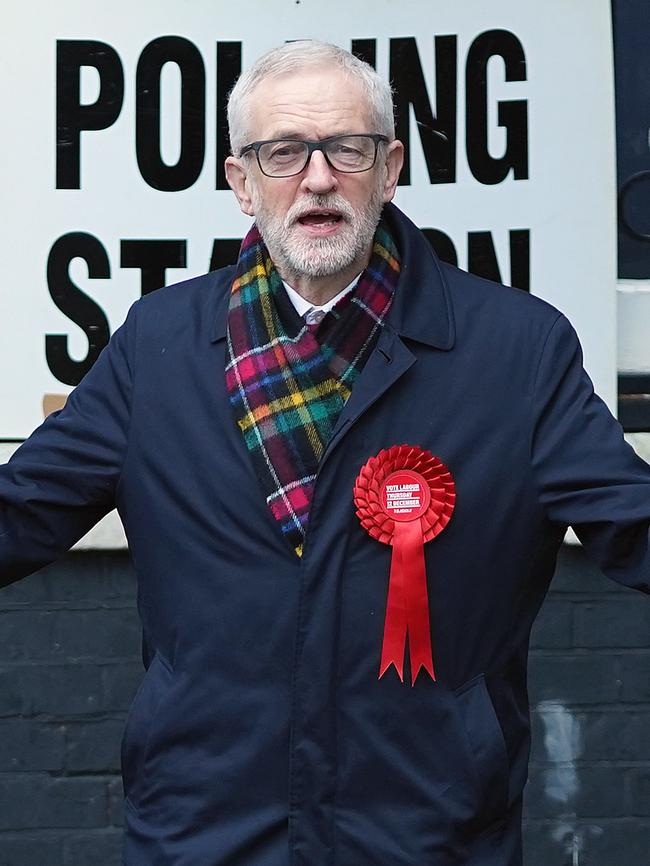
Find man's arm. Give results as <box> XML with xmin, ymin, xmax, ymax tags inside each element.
<box><xmin>531</xmin><ymin>312</ymin><xmax>650</xmax><ymax>593</ymax></box>
<box><xmin>0</xmin><ymin>304</ymin><xmax>136</xmax><ymax>587</ymax></box>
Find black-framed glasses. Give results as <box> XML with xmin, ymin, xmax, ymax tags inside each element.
<box><xmin>239</xmin><ymin>133</ymin><xmax>389</xmax><ymax>177</ymax></box>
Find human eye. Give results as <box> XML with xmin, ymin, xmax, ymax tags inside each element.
<box><xmin>329</xmin><ymin>136</ymin><xmax>371</xmax><ymax>166</ymax></box>
<box><xmin>332</xmin><ymin>140</ymin><xmax>363</xmax><ymax>157</ymax></box>
<box><xmin>265</xmin><ymin>141</ymin><xmax>304</xmax><ymax>164</ymax></box>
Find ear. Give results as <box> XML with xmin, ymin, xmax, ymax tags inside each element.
<box><xmin>381</xmin><ymin>140</ymin><xmax>405</xmax><ymax>203</ymax></box>
<box><xmin>225</xmin><ymin>156</ymin><xmax>255</xmax><ymax>217</ymax></box>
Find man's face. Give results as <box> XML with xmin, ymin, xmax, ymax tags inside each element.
<box><xmin>225</xmin><ymin>66</ymin><xmax>404</xmax><ymax>282</ymax></box>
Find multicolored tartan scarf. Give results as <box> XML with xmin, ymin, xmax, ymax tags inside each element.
<box><xmin>225</xmin><ymin>220</ymin><xmax>401</xmax><ymax>556</ymax></box>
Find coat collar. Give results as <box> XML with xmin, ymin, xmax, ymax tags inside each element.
<box><xmin>209</xmin><ymin>202</ymin><xmax>455</xmax><ymax>351</ymax></box>
<box><xmin>380</xmin><ymin>202</ymin><xmax>455</xmax><ymax>350</ymax></box>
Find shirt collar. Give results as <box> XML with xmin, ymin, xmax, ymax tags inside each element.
<box><xmin>282</xmin><ymin>276</ymin><xmax>361</xmax><ymax>320</ymax></box>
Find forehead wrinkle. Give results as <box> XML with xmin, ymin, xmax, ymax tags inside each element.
<box><xmin>269</xmin><ymin>100</ymin><xmax>359</xmax><ymax>115</ymax></box>
<box><xmin>263</xmin><ymin>108</ymin><xmax>363</xmax><ymax>141</ymax></box>
<box><xmin>248</xmin><ymin>69</ymin><xmax>372</xmax><ymax>140</ymax></box>
<box><xmin>267</xmin><ymin>96</ymin><xmax>361</xmax><ymax>114</ymax></box>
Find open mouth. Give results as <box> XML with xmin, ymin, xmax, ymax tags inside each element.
<box><xmin>296</xmin><ymin>209</ymin><xmax>344</xmax><ymax>227</ymax></box>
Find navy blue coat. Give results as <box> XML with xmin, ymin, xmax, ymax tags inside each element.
<box><xmin>1</xmin><ymin>204</ymin><xmax>649</xmax><ymax>865</ymax></box>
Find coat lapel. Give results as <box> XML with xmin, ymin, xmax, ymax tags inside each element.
<box><xmin>321</xmin><ymin>325</ymin><xmax>416</xmax><ymax>465</ymax></box>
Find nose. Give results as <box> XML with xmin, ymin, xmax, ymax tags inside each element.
<box><xmin>300</xmin><ymin>149</ymin><xmax>338</xmax><ymax>195</ymax></box>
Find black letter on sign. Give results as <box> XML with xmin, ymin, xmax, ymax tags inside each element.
<box><xmin>421</xmin><ymin>228</ymin><xmax>458</xmax><ymax>267</ymax></box>
<box><xmin>136</xmin><ymin>37</ymin><xmax>206</xmax><ymax>191</ymax></box>
<box><xmin>216</xmin><ymin>42</ymin><xmax>242</xmax><ymax>190</ymax></box>
<box><xmin>209</xmin><ymin>238</ymin><xmax>243</xmax><ymax>271</ymax></box>
<box><xmin>121</xmin><ymin>240</ymin><xmax>187</xmax><ymax>295</ymax></box>
<box><xmin>467</xmin><ymin>231</ymin><xmax>502</xmax><ymax>283</ymax></box>
<box><xmin>467</xmin><ymin>229</ymin><xmax>530</xmax><ymax>291</ymax></box>
<box><xmin>466</xmin><ymin>30</ymin><xmax>528</xmax><ymax>185</ymax></box>
<box><xmin>351</xmin><ymin>39</ymin><xmax>377</xmax><ymax>68</ymax></box>
<box><xmin>508</xmin><ymin>229</ymin><xmax>530</xmax><ymax>292</ymax></box>
<box><xmin>56</xmin><ymin>41</ymin><xmax>124</xmax><ymax>189</ymax></box>
<box><xmin>46</xmin><ymin>233</ymin><xmax>111</xmax><ymax>386</ymax></box>
<box><xmin>390</xmin><ymin>36</ymin><xmax>457</xmax><ymax>186</ymax></box>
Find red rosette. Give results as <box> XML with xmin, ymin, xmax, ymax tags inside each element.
<box><xmin>353</xmin><ymin>445</ymin><xmax>456</xmax><ymax>685</ymax></box>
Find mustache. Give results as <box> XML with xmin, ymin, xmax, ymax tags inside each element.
<box><xmin>285</xmin><ymin>194</ymin><xmax>356</xmax><ymax>225</ymax></box>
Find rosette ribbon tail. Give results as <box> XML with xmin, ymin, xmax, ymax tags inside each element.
<box><xmin>379</xmin><ymin>540</ymin><xmax>407</xmax><ymax>682</ymax></box>
<box><xmin>379</xmin><ymin>518</ymin><xmax>436</xmax><ymax>685</ymax></box>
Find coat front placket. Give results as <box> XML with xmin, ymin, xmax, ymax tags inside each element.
<box><xmin>287</xmin><ymin>325</ymin><xmax>417</xmax><ymax>865</ymax></box>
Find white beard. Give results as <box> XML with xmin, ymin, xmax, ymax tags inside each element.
<box><xmin>250</xmin><ymin>184</ymin><xmax>385</xmax><ymax>281</ymax></box>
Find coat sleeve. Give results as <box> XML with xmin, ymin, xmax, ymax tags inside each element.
<box><xmin>0</xmin><ymin>303</ymin><xmax>137</xmax><ymax>587</ymax></box>
<box><xmin>530</xmin><ymin>312</ymin><xmax>650</xmax><ymax>593</ymax></box>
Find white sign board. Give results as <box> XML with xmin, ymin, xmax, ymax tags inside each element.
<box><xmin>0</xmin><ymin>0</ymin><xmax>617</xmax><ymax>439</ymax></box>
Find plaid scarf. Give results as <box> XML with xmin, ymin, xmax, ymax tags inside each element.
<box><xmin>225</xmin><ymin>220</ymin><xmax>400</xmax><ymax>556</ymax></box>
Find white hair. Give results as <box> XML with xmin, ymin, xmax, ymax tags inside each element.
<box><xmin>227</xmin><ymin>40</ymin><xmax>395</xmax><ymax>155</ymax></box>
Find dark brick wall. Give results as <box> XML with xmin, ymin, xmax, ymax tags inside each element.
<box><xmin>0</xmin><ymin>547</ymin><xmax>648</xmax><ymax>865</ymax></box>
<box><xmin>0</xmin><ymin>554</ymin><xmax>140</xmax><ymax>866</ymax></box>
<box><xmin>524</xmin><ymin>546</ymin><xmax>650</xmax><ymax>865</ymax></box>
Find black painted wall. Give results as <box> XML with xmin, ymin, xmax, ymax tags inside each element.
<box><xmin>0</xmin><ymin>546</ymin><xmax>648</xmax><ymax>865</ymax></box>
<box><xmin>613</xmin><ymin>0</ymin><xmax>650</xmax><ymax>279</ymax></box>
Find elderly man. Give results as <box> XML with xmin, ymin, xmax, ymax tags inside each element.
<box><xmin>1</xmin><ymin>40</ymin><xmax>649</xmax><ymax>866</ymax></box>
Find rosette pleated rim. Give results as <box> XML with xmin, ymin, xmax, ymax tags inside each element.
<box><xmin>354</xmin><ymin>445</ymin><xmax>456</xmax><ymax>545</ymax></box>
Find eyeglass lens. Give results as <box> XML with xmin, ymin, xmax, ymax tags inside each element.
<box><xmin>258</xmin><ymin>136</ymin><xmax>378</xmax><ymax>176</ymax></box>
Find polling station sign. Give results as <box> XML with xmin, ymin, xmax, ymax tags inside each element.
<box><xmin>0</xmin><ymin>0</ymin><xmax>617</xmax><ymax>439</ymax></box>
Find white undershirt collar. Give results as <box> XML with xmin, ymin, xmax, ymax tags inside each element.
<box><xmin>283</xmin><ymin>276</ymin><xmax>361</xmax><ymax>325</ymax></box>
